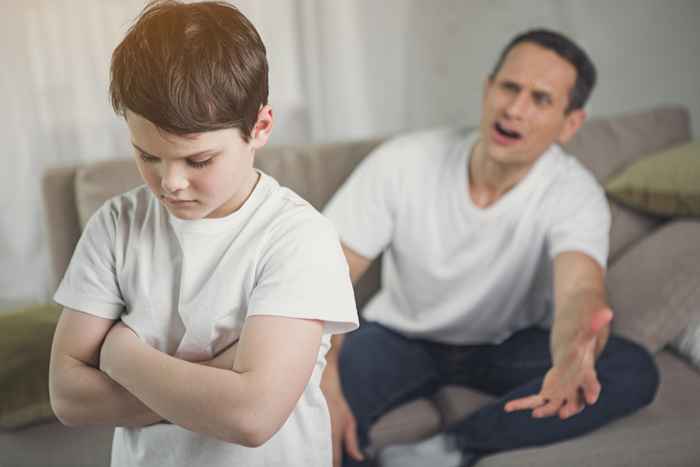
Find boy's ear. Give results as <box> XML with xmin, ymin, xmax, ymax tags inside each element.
<box><xmin>249</xmin><ymin>105</ymin><xmax>273</xmax><ymax>149</ymax></box>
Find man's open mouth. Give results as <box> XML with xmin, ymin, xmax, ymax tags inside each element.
<box><xmin>494</xmin><ymin>121</ymin><xmax>523</xmax><ymax>140</ymax></box>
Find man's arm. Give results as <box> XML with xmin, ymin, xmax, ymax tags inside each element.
<box><xmin>505</xmin><ymin>251</ymin><xmax>613</xmax><ymax>419</ymax></box>
<box><xmin>49</xmin><ymin>308</ymin><xmax>163</xmax><ymax>427</ymax></box>
<box><xmin>100</xmin><ymin>315</ymin><xmax>323</xmax><ymax>447</ymax></box>
<box><xmin>322</xmin><ymin>244</ymin><xmax>372</xmax><ymax>466</ymax></box>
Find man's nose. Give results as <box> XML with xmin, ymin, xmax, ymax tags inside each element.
<box><xmin>161</xmin><ymin>163</ymin><xmax>189</xmax><ymax>193</ymax></box>
<box><xmin>505</xmin><ymin>91</ymin><xmax>530</xmax><ymax>119</ymax></box>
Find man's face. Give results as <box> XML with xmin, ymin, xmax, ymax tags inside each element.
<box><xmin>126</xmin><ymin>111</ymin><xmax>264</xmax><ymax>220</ymax></box>
<box><xmin>480</xmin><ymin>42</ymin><xmax>585</xmax><ymax>168</ymax></box>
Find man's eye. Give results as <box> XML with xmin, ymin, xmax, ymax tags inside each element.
<box><xmin>139</xmin><ymin>153</ymin><xmax>159</xmax><ymax>163</ymax></box>
<box><xmin>534</xmin><ymin>94</ymin><xmax>552</xmax><ymax>106</ymax></box>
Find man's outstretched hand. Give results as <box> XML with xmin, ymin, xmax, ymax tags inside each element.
<box><xmin>504</xmin><ymin>307</ymin><xmax>613</xmax><ymax>420</ymax></box>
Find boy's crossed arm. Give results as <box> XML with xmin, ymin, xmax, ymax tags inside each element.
<box><xmin>49</xmin><ymin>308</ymin><xmax>162</xmax><ymax>428</ymax></box>
<box><xmin>49</xmin><ymin>309</ymin><xmax>240</xmax><ymax>428</ymax></box>
<box><xmin>50</xmin><ymin>308</ymin><xmax>322</xmax><ymax>447</ymax></box>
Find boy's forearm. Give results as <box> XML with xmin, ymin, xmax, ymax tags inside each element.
<box><xmin>102</xmin><ymin>335</ymin><xmax>263</xmax><ymax>446</ymax></box>
<box><xmin>50</xmin><ymin>354</ymin><xmax>162</xmax><ymax>428</ymax></box>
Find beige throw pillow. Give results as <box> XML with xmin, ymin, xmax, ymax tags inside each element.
<box><xmin>605</xmin><ymin>141</ymin><xmax>700</xmax><ymax>217</ymax></box>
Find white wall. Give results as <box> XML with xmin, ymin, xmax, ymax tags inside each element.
<box><xmin>342</xmin><ymin>0</ymin><xmax>700</xmax><ymax>139</ymax></box>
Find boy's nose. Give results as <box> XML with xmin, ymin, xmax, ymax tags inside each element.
<box><xmin>161</xmin><ymin>164</ymin><xmax>189</xmax><ymax>193</ymax></box>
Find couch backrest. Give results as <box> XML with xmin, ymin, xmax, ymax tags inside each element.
<box><xmin>44</xmin><ymin>106</ymin><xmax>691</xmax><ymax>304</ymax></box>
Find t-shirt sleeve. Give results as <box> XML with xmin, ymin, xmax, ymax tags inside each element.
<box><xmin>322</xmin><ymin>141</ymin><xmax>403</xmax><ymax>260</ymax></box>
<box><xmin>247</xmin><ymin>214</ymin><xmax>359</xmax><ymax>335</ymax></box>
<box><xmin>53</xmin><ymin>202</ymin><xmax>124</xmax><ymax>320</ymax></box>
<box><xmin>546</xmin><ymin>168</ymin><xmax>611</xmax><ymax>269</ymax></box>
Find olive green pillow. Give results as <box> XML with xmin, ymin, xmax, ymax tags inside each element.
<box><xmin>0</xmin><ymin>304</ymin><xmax>60</xmax><ymax>429</ymax></box>
<box><xmin>605</xmin><ymin>141</ymin><xmax>700</xmax><ymax>217</ymax></box>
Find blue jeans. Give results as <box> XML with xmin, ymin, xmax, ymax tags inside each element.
<box><xmin>339</xmin><ymin>322</ymin><xmax>659</xmax><ymax>466</ymax></box>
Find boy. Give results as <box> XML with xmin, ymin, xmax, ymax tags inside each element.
<box><xmin>48</xmin><ymin>2</ymin><xmax>358</xmax><ymax>467</ymax></box>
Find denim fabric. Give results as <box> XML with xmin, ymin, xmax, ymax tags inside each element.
<box><xmin>339</xmin><ymin>322</ymin><xmax>659</xmax><ymax>467</ymax></box>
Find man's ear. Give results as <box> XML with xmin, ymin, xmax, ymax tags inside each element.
<box><xmin>249</xmin><ymin>105</ymin><xmax>273</xmax><ymax>150</ymax></box>
<box><xmin>483</xmin><ymin>76</ymin><xmax>494</xmax><ymax>105</ymax></box>
<box><xmin>558</xmin><ymin>108</ymin><xmax>586</xmax><ymax>144</ymax></box>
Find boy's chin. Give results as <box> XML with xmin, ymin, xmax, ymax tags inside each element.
<box><xmin>163</xmin><ymin>204</ymin><xmax>207</xmax><ymax>220</ymax></box>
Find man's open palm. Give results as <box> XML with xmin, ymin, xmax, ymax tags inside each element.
<box><xmin>504</xmin><ymin>308</ymin><xmax>613</xmax><ymax>419</ymax></box>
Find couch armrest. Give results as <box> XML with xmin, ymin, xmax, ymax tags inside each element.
<box><xmin>41</xmin><ymin>166</ymin><xmax>81</xmax><ymax>294</ymax></box>
<box><xmin>607</xmin><ymin>220</ymin><xmax>700</xmax><ymax>353</ymax></box>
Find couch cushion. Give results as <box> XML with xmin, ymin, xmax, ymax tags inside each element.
<box><xmin>563</xmin><ymin>106</ymin><xmax>691</xmax><ymax>262</ymax></box>
<box><xmin>606</xmin><ymin>140</ymin><xmax>700</xmax><ymax>218</ymax></box>
<box><xmin>0</xmin><ymin>304</ymin><xmax>60</xmax><ymax>429</ymax></box>
<box><xmin>607</xmin><ymin>199</ymin><xmax>662</xmax><ymax>263</ymax></box>
<box><xmin>74</xmin><ymin>158</ymin><xmax>142</xmax><ymax>228</ymax></box>
<box><xmin>255</xmin><ymin>139</ymin><xmax>384</xmax><ymax>211</ymax></box>
<box><xmin>607</xmin><ymin>220</ymin><xmax>700</xmax><ymax>353</ymax></box>
<box><xmin>562</xmin><ymin>106</ymin><xmax>691</xmax><ymax>183</ymax></box>
<box><xmin>671</xmin><ymin>312</ymin><xmax>700</xmax><ymax>370</ymax></box>
<box><xmin>0</xmin><ymin>421</ymin><xmax>113</xmax><ymax>467</ymax></box>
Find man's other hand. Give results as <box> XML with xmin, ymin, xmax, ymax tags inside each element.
<box><xmin>322</xmin><ymin>381</ymin><xmax>365</xmax><ymax>466</ymax></box>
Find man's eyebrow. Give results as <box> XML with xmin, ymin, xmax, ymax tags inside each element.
<box><xmin>131</xmin><ymin>143</ymin><xmax>219</xmax><ymax>159</ymax></box>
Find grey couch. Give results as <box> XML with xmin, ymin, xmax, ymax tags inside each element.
<box><xmin>2</xmin><ymin>105</ymin><xmax>698</xmax><ymax>467</ymax></box>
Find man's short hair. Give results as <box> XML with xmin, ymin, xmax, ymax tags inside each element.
<box><xmin>489</xmin><ymin>29</ymin><xmax>596</xmax><ymax>113</ymax></box>
<box><xmin>110</xmin><ymin>0</ymin><xmax>268</xmax><ymax>141</ymax></box>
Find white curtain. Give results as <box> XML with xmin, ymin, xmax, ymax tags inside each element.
<box><xmin>1</xmin><ymin>0</ymin><xmax>698</xmax><ymax>301</ymax></box>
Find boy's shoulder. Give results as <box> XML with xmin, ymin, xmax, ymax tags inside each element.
<box><xmin>97</xmin><ymin>184</ymin><xmax>157</xmax><ymax>222</ymax></box>
<box><xmin>255</xmin><ymin>173</ymin><xmax>338</xmax><ymax>245</ymax></box>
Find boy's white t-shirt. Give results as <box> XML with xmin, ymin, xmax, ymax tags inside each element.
<box><xmin>55</xmin><ymin>171</ymin><xmax>359</xmax><ymax>467</ymax></box>
<box><xmin>324</xmin><ymin>127</ymin><xmax>610</xmax><ymax>345</ymax></box>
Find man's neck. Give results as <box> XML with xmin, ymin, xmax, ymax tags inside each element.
<box><xmin>468</xmin><ymin>140</ymin><xmax>533</xmax><ymax>209</ymax></box>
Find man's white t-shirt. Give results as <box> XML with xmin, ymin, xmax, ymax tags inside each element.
<box><xmin>324</xmin><ymin>127</ymin><xmax>610</xmax><ymax>345</ymax></box>
<box><xmin>55</xmin><ymin>171</ymin><xmax>359</xmax><ymax>467</ymax></box>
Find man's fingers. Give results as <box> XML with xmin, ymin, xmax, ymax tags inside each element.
<box><xmin>583</xmin><ymin>372</ymin><xmax>602</xmax><ymax>405</ymax></box>
<box><xmin>558</xmin><ymin>398</ymin><xmax>584</xmax><ymax>419</ymax></box>
<box><xmin>532</xmin><ymin>398</ymin><xmax>563</xmax><ymax>418</ymax></box>
<box><xmin>343</xmin><ymin>418</ymin><xmax>365</xmax><ymax>461</ymax></box>
<box><xmin>505</xmin><ymin>394</ymin><xmax>545</xmax><ymax>412</ymax></box>
<box><xmin>331</xmin><ymin>434</ymin><xmax>342</xmax><ymax>467</ymax></box>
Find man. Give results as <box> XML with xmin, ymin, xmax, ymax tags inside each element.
<box><xmin>321</xmin><ymin>29</ymin><xmax>659</xmax><ymax>467</ymax></box>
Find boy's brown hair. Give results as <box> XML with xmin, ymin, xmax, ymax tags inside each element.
<box><xmin>110</xmin><ymin>0</ymin><xmax>268</xmax><ymax>141</ymax></box>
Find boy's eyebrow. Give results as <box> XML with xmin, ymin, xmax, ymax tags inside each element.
<box><xmin>131</xmin><ymin>142</ymin><xmax>219</xmax><ymax>159</ymax></box>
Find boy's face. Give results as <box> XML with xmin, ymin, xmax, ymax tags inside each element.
<box><xmin>479</xmin><ymin>42</ymin><xmax>585</xmax><ymax>169</ymax></box>
<box><xmin>126</xmin><ymin>109</ymin><xmax>272</xmax><ymax>220</ymax></box>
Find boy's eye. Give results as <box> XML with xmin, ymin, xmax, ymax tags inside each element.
<box><xmin>139</xmin><ymin>153</ymin><xmax>159</xmax><ymax>163</ymax></box>
<box><xmin>188</xmin><ymin>158</ymin><xmax>213</xmax><ymax>169</ymax></box>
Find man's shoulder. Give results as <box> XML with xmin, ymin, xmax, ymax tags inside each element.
<box><xmin>362</xmin><ymin>125</ymin><xmax>472</xmax><ymax>175</ymax></box>
<box><xmin>381</xmin><ymin>125</ymin><xmax>470</xmax><ymax>155</ymax></box>
<box><xmin>548</xmin><ymin>146</ymin><xmax>602</xmax><ymax>193</ymax></box>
